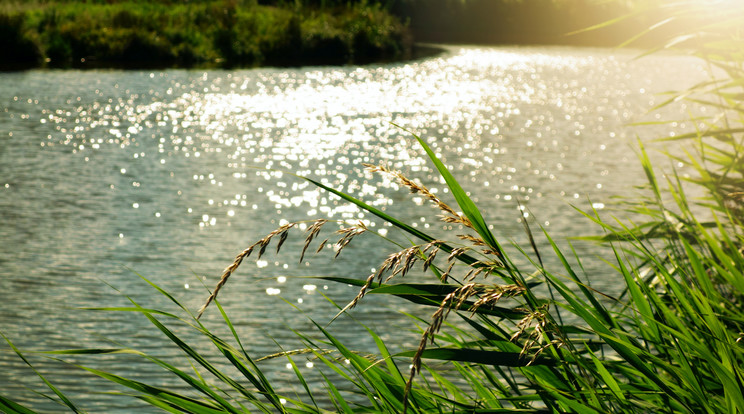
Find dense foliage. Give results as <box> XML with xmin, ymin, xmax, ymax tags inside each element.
<box><xmin>0</xmin><ymin>0</ymin><xmax>410</xmax><ymax>68</ymax></box>
<box><xmin>2</xmin><ymin>0</ymin><xmax>744</xmax><ymax>413</ymax></box>
<box><xmin>0</xmin><ymin>0</ymin><xmax>681</xmax><ymax>69</ymax></box>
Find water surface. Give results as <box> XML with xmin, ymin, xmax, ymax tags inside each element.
<box><xmin>0</xmin><ymin>45</ymin><xmax>706</xmax><ymax>411</ymax></box>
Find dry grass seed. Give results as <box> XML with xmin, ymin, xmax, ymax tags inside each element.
<box><xmin>198</xmin><ymin>223</ymin><xmax>290</xmax><ymax>318</ymax></box>
<box><xmin>199</xmin><ymin>220</ymin><xmax>346</xmax><ymax>319</ymax></box>
<box><xmin>364</xmin><ymin>163</ymin><xmax>474</xmax><ymax>229</ymax></box>
<box><xmin>200</xmin><ymin>218</ymin><xmax>373</xmax><ymax>318</ymax></box>
<box><xmin>402</xmin><ymin>282</ymin><xmax>525</xmax><ymax>412</ymax></box>
<box><xmin>301</xmin><ymin>219</ymin><xmax>328</xmax><ymax>263</ymax></box>
<box><xmin>511</xmin><ymin>304</ymin><xmax>555</xmax><ymax>364</ymax></box>
<box><xmin>334</xmin><ymin>221</ymin><xmax>368</xmax><ymax>258</ymax></box>
<box><xmin>343</xmin><ymin>241</ymin><xmax>442</xmax><ymax>312</ymax></box>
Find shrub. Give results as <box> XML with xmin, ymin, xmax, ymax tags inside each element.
<box><xmin>0</xmin><ymin>12</ymin><xmax>43</xmax><ymax>66</ymax></box>
<box><xmin>1</xmin><ymin>0</ymin><xmax>411</xmax><ymax>68</ymax></box>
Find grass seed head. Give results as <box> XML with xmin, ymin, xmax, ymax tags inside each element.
<box><xmin>334</xmin><ymin>221</ymin><xmax>367</xmax><ymax>258</ymax></box>
<box><xmin>198</xmin><ymin>222</ymin><xmax>297</xmax><ymax>318</ymax></box>
<box><xmin>197</xmin><ymin>240</ymin><xmax>260</xmax><ymax>318</ymax></box>
<box><xmin>366</xmin><ymin>163</ymin><xmax>474</xmax><ymax>229</ymax></box>
<box><xmin>301</xmin><ymin>219</ymin><xmax>328</xmax><ymax>263</ymax></box>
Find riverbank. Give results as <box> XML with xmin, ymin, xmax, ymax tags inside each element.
<box><xmin>0</xmin><ymin>0</ymin><xmax>411</xmax><ymax>69</ymax></box>
<box><xmin>0</xmin><ymin>0</ymin><xmax>662</xmax><ymax>70</ymax></box>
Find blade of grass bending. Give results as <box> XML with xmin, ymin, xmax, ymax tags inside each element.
<box><xmin>459</xmin><ymin>314</ymin><xmax>511</xmax><ymax>342</ymax></box>
<box><xmin>613</xmin><ymin>246</ymin><xmax>662</xmax><ymax>344</ymax></box>
<box><xmin>396</xmin><ymin>348</ymin><xmax>555</xmax><ymax>367</ymax></box>
<box><xmin>310</xmin><ymin>321</ymin><xmax>408</xmax><ymax>412</ymax></box>
<box><xmin>620</xmin><ymin>15</ymin><xmax>677</xmax><ymax>48</ymax></box>
<box><xmin>317</xmin><ymin>292</ymin><xmax>471</xmax><ymax>411</ymax></box>
<box><xmin>545</xmin><ymin>279</ymin><xmax>693</xmax><ymax>410</ymax></box>
<box><xmin>477</xmin><ymin>365</ymin><xmax>516</xmax><ymax>400</ymax></box>
<box><xmin>52</xmin><ymin>346</ymin><xmax>248</xmax><ymax>412</ymax></box>
<box><xmin>516</xmin><ymin>202</ymin><xmax>569</xmax><ymax>329</ymax></box>
<box><xmin>278</xmin><ymin>298</ymin><xmax>384</xmax><ymax>410</ymax></box>
<box><xmin>549</xmin><ymin>390</ymin><xmax>603</xmax><ymax>414</ymax></box>
<box><xmin>0</xmin><ymin>395</ymin><xmax>38</xmax><ymax>414</ymax></box>
<box><xmin>565</xmin><ymin>8</ymin><xmax>643</xmax><ymax>36</ymax></box>
<box><xmin>317</xmin><ymin>276</ymin><xmax>381</xmax><ymax>289</ymax></box>
<box><xmin>654</xmin><ymin>128</ymin><xmax>744</xmax><ymax>142</ymax></box>
<box><xmin>88</xmin><ymin>293</ymin><xmax>277</xmax><ymax>410</ymax></box>
<box><xmin>299</xmin><ymin>175</ymin><xmax>482</xmax><ymax>267</ymax></box>
<box><xmin>317</xmin><ymin>277</ymin><xmax>528</xmax><ymax>319</ymax></box>
<box><xmin>88</xmin><ymin>304</ymin><xmax>271</xmax><ymax>408</ymax></box>
<box><xmin>127</xmin><ymin>299</ymin><xmax>266</xmax><ymax>407</ymax></box>
<box><xmin>0</xmin><ymin>332</ymin><xmax>81</xmax><ymax>413</ymax></box>
<box><xmin>124</xmin><ymin>279</ymin><xmax>280</xmax><ymax>410</ymax></box>
<box><xmin>422</xmin><ymin>363</ymin><xmax>469</xmax><ymax>403</ymax></box>
<box><xmin>283</xmin><ymin>353</ymin><xmax>319</xmax><ymax>411</ymax></box>
<box><xmin>319</xmin><ymin>372</ymin><xmax>353</xmax><ymax>414</ymax></box>
<box><xmin>541</xmin><ymin>229</ymin><xmax>616</xmax><ymax>327</ymax></box>
<box><xmin>293</xmin><ymin>335</ymin><xmax>373</xmax><ymax>405</ymax></box>
<box><xmin>142</xmin><ymin>359</ymin><xmax>242</xmax><ymax>413</ymax></box>
<box><xmin>452</xmin><ymin>362</ymin><xmax>499</xmax><ymax>407</ymax></box>
<box><xmin>213</xmin><ymin>300</ymin><xmax>285</xmax><ymax>412</ymax></box>
<box><xmin>463</xmin><ymin>409</ymin><xmax>544</xmax><ymax>414</ymax></box>
<box><xmin>654</xmin><ymin>322</ymin><xmax>743</xmax><ymax>410</ymax></box>
<box><xmin>134</xmin><ymin>271</ymin><xmax>196</xmax><ymax>317</ymax></box>
<box><xmin>587</xmin><ymin>350</ymin><xmax>626</xmax><ymax>404</ymax></box>
<box><xmin>135</xmin><ymin>395</ymin><xmax>191</xmax><ymax>414</ymax></box>
<box><xmin>365</xmin><ymin>325</ymin><xmax>406</xmax><ymax>385</ymax></box>
<box><xmin>517</xmin><ymin>201</ymin><xmax>543</xmax><ymax>269</ymax></box>
<box><xmin>398</xmin><ymin>125</ymin><xmax>503</xmax><ymax>259</ymax></box>
<box><xmin>79</xmin><ymin>366</ymin><xmax>227</xmax><ymax>413</ymax></box>
<box><xmin>638</xmin><ymin>140</ymin><xmax>663</xmax><ymax>205</ymax></box>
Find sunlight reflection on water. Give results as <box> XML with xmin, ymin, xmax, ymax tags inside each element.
<box><xmin>0</xmin><ymin>45</ymin><xmax>707</xmax><ymax>412</ymax></box>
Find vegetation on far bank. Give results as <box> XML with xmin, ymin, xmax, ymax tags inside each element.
<box><xmin>0</xmin><ymin>0</ymin><xmax>692</xmax><ymax>70</ymax></box>
<box><xmin>0</xmin><ymin>0</ymin><xmax>411</xmax><ymax>69</ymax></box>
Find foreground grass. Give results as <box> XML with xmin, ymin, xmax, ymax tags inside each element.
<box><xmin>0</xmin><ymin>0</ymin><xmax>410</xmax><ymax>69</ymax></box>
<box><xmin>1</xmin><ymin>0</ymin><xmax>743</xmax><ymax>413</ymax></box>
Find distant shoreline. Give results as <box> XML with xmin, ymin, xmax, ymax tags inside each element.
<box><xmin>0</xmin><ymin>1</ymin><xmax>412</xmax><ymax>70</ymax></box>
<box><xmin>0</xmin><ymin>43</ymin><xmax>445</xmax><ymax>72</ymax></box>
<box><xmin>0</xmin><ymin>0</ymin><xmax>655</xmax><ymax>71</ymax></box>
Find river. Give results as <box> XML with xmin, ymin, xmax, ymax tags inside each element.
<box><xmin>0</xmin><ymin>45</ymin><xmax>706</xmax><ymax>412</ymax></box>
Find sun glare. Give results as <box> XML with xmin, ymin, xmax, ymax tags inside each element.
<box><xmin>694</xmin><ymin>0</ymin><xmax>744</xmax><ymax>9</ymax></box>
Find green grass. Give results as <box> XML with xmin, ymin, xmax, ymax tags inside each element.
<box><xmin>0</xmin><ymin>0</ymin><xmax>410</xmax><ymax>68</ymax></box>
<box><xmin>1</xmin><ymin>0</ymin><xmax>744</xmax><ymax>413</ymax></box>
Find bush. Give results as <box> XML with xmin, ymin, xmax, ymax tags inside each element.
<box><xmin>0</xmin><ymin>0</ymin><xmax>411</xmax><ymax>68</ymax></box>
<box><xmin>346</xmin><ymin>3</ymin><xmax>407</xmax><ymax>62</ymax></box>
<box><xmin>0</xmin><ymin>12</ymin><xmax>42</xmax><ymax>66</ymax></box>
